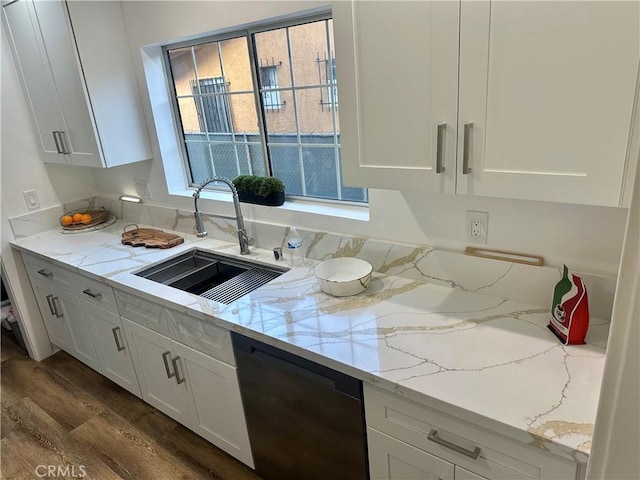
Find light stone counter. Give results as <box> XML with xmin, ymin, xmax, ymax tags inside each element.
<box><xmin>11</xmin><ymin>221</ymin><xmax>608</xmax><ymax>464</ymax></box>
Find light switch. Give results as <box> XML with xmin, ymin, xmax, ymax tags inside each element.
<box><xmin>23</xmin><ymin>190</ymin><xmax>40</xmax><ymax>210</ymax></box>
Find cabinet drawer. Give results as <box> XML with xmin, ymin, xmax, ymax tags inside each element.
<box><xmin>22</xmin><ymin>252</ymin><xmax>75</xmax><ymax>293</ymax></box>
<box><xmin>368</xmin><ymin>427</ymin><xmax>456</xmax><ymax>480</ymax></box>
<box><xmin>364</xmin><ymin>384</ymin><xmax>577</xmax><ymax>480</ymax></box>
<box><xmin>114</xmin><ymin>289</ymin><xmax>169</xmax><ymax>336</ymax></box>
<box><xmin>74</xmin><ymin>273</ymin><xmax>117</xmax><ymax>314</ymax></box>
<box><xmin>166</xmin><ymin>309</ymin><xmax>235</xmax><ymax>366</ymax></box>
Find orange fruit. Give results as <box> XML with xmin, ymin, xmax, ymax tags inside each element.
<box><xmin>81</xmin><ymin>213</ymin><xmax>92</xmax><ymax>224</ymax></box>
<box><xmin>72</xmin><ymin>213</ymin><xmax>84</xmax><ymax>223</ymax></box>
<box><xmin>61</xmin><ymin>215</ymin><xmax>73</xmax><ymax>226</ymax></box>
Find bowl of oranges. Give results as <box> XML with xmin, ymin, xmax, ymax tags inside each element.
<box><xmin>59</xmin><ymin>207</ymin><xmax>109</xmax><ymax>231</ymax></box>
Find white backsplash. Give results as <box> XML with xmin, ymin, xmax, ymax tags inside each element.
<box><xmin>9</xmin><ymin>196</ymin><xmax>616</xmax><ymax>320</ymax></box>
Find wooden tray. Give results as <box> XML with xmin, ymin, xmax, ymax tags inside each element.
<box><xmin>121</xmin><ymin>225</ymin><xmax>184</xmax><ymax>249</ymax></box>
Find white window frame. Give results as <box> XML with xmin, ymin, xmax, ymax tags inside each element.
<box><xmin>161</xmin><ymin>12</ymin><xmax>367</xmax><ymax>205</ymax></box>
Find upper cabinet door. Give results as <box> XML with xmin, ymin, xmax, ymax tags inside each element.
<box><xmin>458</xmin><ymin>1</ymin><xmax>640</xmax><ymax>206</ymax></box>
<box><xmin>2</xmin><ymin>0</ymin><xmax>151</xmax><ymax>168</ymax></box>
<box><xmin>334</xmin><ymin>1</ymin><xmax>460</xmax><ymax>193</ymax></box>
<box><xmin>31</xmin><ymin>0</ymin><xmax>101</xmax><ymax>167</ymax></box>
<box><xmin>2</xmin><ymin>0</ymin><xmax>67</xmax><ymax>165</ymax></box>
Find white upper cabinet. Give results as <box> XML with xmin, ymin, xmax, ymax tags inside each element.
<box><xmin>2</xmin><ymin>0</ymin><xmax>151</xmax><ymax>168</ymax></box>
<box><xmin>334</xmin><ymin>1</ymin><xmax>460</xmax><ymax>193</ymax></box>
<box><xmin>334</xmin><ymin>1</ymin><xmax>639</xmax><ymax>206</ymax></box>
<box><xmin>458</xmin><ymin>1</ymin><xmax>639</xmax><ymax>206</ymax></box>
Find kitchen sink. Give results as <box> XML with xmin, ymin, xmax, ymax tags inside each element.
<box><xmin>135</xmin><ymin>249</ymin><xmax>287</xmax><ymax>304</ymax></box>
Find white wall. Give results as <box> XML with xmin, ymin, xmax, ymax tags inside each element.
<box><xmin>89</xmin><ymin>0</ymin><xmax>628</xmax><ymax>277</ymax></box>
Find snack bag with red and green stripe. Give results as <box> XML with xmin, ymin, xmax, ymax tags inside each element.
<box><xmin>548</xmin><ymin>265</ymin><xmax>589</xmax><ymax>345</ymax></box>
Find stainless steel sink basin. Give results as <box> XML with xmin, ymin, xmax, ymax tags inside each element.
<box><xmin>135</xmin><ymin>249</ymin><xmax>287</xmax><ymax>304</ymax></box>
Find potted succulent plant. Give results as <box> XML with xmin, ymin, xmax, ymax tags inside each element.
<box><xmin>232</xmin><ymin>175</ymin><xmax>285</xmax><ymax>206</ymax></box>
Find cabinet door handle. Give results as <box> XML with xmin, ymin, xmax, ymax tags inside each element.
<box><xmin>53</xmin><ymin>131</ymin><xmax>70</xmax><ymax>154</ymax></box>
<box><xmin>172</xmin><ymin>356</ymin><xmax>185</xmax><ymax>384</ymax></box>
<box><xmin>45</xmin><ymin>294</ymin><xmax>56</xmax><ymax>316</ymax></box>
<box><xmin>427</xmin><ymin>429</ymin><xmax>481</xmax><ymax>460</ymax></box>
<box><xmin>462</xmin><ymin>122</ymin><xmax>473</xmax><ymax>174</ymax></box>
<box><xmin>436</xmin><ymin>123</ymin><xmax>446</xmax><ymax>173</ymax></box>
<box><xmin>162</xmin><ymin>351</ymin><xmax>176</xmax><ymax>379</ymax></box>
<box><xmin>38</xmin><ymin>269</ymin><xmax>53</xmax><ymax>279</ymax></box>
<box><xmin>60</xmin><ymin>131</ymin><xmax>71</xmax><ymax>155</ymax></box>
<box><xmin>111</xmin><ymin>327</ymin><xmax>125</xmax><ymax>352</ymax></box>
<box><xmin>82</xmin><ymin>288</ymin><xmax>102</xmax><ymax>300</ymax></box>
<box><xmin>52</xmin><ymin>131</ymin><xmax>64</xmax><ymax>154</ymax></box>
<box><xmin>51</xmin><ymin>296</ymin><xmax>63</xmax><ymax>318</ymax></box>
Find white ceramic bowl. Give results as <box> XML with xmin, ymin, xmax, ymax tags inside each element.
<box><xmin>315</xmin><ymin>257</ymin><xmax>373</xmax><ymax>297</ymax></box>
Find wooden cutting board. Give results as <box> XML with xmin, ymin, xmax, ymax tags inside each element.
<box><xmin>121</xmin><ymin>227</ymin><xmax>184</xmax><ymax>249</ymax></box>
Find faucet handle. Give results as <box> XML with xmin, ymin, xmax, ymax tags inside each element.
<box><xmin>237</xmin><ymin>230</ymin><xmax>255</xmax><ymax>255</ymax></box>
<box><xmin>238</xmin><ymin>230</ymin><xmax>255</xmax><ymax>245</ymax></box>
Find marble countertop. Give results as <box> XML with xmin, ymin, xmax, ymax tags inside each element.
<box><xmin>12</xmin><ymin>222</ymin><xmax>608</xmax><ymax>464</ymax></box>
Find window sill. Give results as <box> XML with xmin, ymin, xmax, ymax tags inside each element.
<box><xmin>171</xmin><ymin>189</ymin><xmax>369</xmax><ymax>223</ymax></box>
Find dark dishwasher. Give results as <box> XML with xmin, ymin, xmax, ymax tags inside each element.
<box><xmin>231</xmin><ymin>333</ymin><xmax>369</xmax><ymax>480</ymax></box>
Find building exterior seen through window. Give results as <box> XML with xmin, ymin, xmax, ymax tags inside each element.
<box><xmin>165</xmin><ymin>15</ymin><xmax>367</xmax><ymax>203</ymax></box>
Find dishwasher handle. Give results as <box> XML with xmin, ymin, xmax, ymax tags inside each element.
<box><xmin>232</xmin><ymin>332</ymin><xmax>362</xmax><ymax>400</ymax></box>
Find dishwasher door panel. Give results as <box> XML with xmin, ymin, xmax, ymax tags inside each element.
<box><xmin>232</xmin><ymin>333</ymin><xmax>368</xmax><ymax>480</ymax></box>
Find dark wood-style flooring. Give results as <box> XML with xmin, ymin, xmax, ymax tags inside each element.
<box><xmin>0</xmin><ymin>329</ymin><xmax>262</xmax><ymax>479</ymax></box>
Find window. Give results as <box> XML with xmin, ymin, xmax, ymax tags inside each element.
<box><xmin>191</xmin><ymin>77</ymin><xmax>231</xmax><ymax>132</ymax></box>
<box><xmin>164</xmin><ymin>14</ymin><xmax>367</xmax><ymax>203</ymax></box>
<box><xmin>318</xmin><ymin>55</ymin><xmax>338</xmax><ymax>110</ymax></box>
<box><xmin>259</xmin><ymin>65</ymin><xmax>282</xmax><ymax>110</ymax></box>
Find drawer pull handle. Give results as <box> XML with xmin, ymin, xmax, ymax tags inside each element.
<box><xmin>38</xmin><ymin>269</ymin><xmax>53</xmax><ymax>279</ymax></box>
<box><xmin>172</xmin><ymin>356</ymin><xmax>185</xmax><ymax>384</ymax></box>
<box><xmin>162</xmin><ymin>351</ymin><xmax>175</xmax><ymax>379</ymax></box>
<box><xmin>112</xmin><ymin>327</ymin><xmax>125</xmax><ymax>352</ymax></box>
<box><xmin>45</xmin><ymin>294</ymin><xmax>56</xmax><ymax>316</ymax></box>
<box><xmin>82</xmin><ymin>289</ymin><xmax>102</xmax><ymax>300</ymax></box>
<box><xmin>427</xmin><ymin>429</ymin><xmax>481</xmax><ymax>460</ymax></box>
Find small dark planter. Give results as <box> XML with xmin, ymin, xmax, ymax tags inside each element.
<box><xmin>237</xmin><ymin>190</ymin><xmax>285</xmax><ymax>207</ymax></box>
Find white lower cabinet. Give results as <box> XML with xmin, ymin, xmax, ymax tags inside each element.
<box><xmin>53</xmin><ymin>288</ymin><xmax>101</xmax><ymax>372</ymax></box>
<box><xmin>22</xmin><ymin>254</ymin><xmax>254</xmax><ymax>467</ymax></box>
<box><xmin>122</xmin><ymin>317</ymin><xmax>254</xmax><ymax>467</ymax></box>
<box><xmin>27</xmin><ymin>272</ymin><xmax>100</xmax><ymax>372</ymax></box>
<box><xmin>365</xmin><ymin>384</ymin><xmax>579</xmax><ymax>480</ymax></box>
<box><xmin>369</xmin><ymin>427</ymin><xmax>457</xmax><ymax>480</ymax></box>
<box><xmin>123</xmin><ymin>318</ymin><xmax>192</xmax><ymax>425</ymax></box>
<box><xmin>81</xmin><ymin>300</ymin><xmax>140</xmax><ymax>397</ymax></box>
<box><xmin>369</xmin><ymin>428</ymin><xmax>489</xmax><ymax>480</ymax></box>
<box><xmin>29</xmin><ymin>275</ymin><xmax>70</xmax><ymax>351</ymax></box>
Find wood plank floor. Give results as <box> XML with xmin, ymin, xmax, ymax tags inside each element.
<box><xmin>0</xmin><ymin>329</ymin><xmax>262</xmax><ymax>479</ymax></box>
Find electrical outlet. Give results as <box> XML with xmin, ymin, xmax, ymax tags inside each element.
<box><xmin>134</xmin><ymin>179</ymin><xmax>152</xmax><ymax>199</ymax></box>
<box><xmin>466</xmin><ymin>211</ymin><xmax>488</xmax><ymax>244</ymax></box>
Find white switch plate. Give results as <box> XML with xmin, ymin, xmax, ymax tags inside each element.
<box><xmin>466</xmin><ymin>210</ymin><xmax>488</xmax><ymax>244</ymax></box>
<box><xmin>134</xmin><ymin>179</ymin><xmax>152</xmax><ymax>199</ymax></box>
<box><xmin>23</xmin><ymin>190</ymin><xmax>40</xmax><ymax>210</ymax></box>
